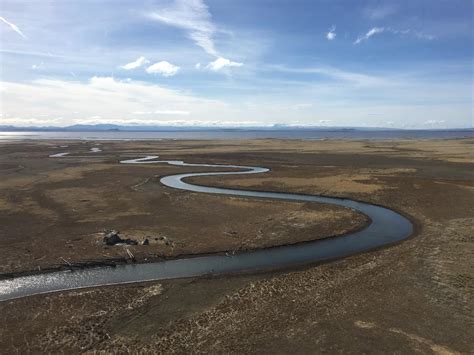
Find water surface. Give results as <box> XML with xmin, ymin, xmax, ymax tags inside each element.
<box><xmin>0</xmin><ymin>129</ymin><xmax>472</xmax><ymax>141</ymax></box>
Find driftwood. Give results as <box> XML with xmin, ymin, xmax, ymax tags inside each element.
<box><xmin>59</xmin><ymin>257</ymin><xmax>72</xmax><ymax>267</ymax></box>
<box><xmin>126</xmin><ymin>249</ymin><xmax>136</xmax><ymax>262</ymax></box>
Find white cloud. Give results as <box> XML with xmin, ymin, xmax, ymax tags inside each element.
<box><xmin>354</xmin><ymin>27</ymin><xmax>385</xmax><ymax>44</ymax></box>
<box><xmin>148</xmin><ymin>0</ymin><xmax>218</xmax><ymax>56</ymax></box>
<box><xmin>326</xmin><ymin>26</ymin><xmax>336</xmax><ymax>40</ymax></box>
<box><xmin>121</xmin><ymin>56</ymin><xmax>149</xmax><ymax>70</ymax></box>
<box><xmin>146</xmin><ymin>61</ymin><xmax>180</xmax><ymax>76</ymax></box>
<box><xmin>0</xmin><ymin>16</ymin><xmax>27</xmax><ymax>39</ymax></box>
<box><xmin>354</xmin><ymin>27</ymin><xmax>436</xmax><ymax>44</ymax></box>
<box><xmin>195</xmin><ymin>63</ymin><xmax>201</xmax><ymax>69</ymax></box>
<box><xmin>318</xmin><ymin>120</ymin><xmax>332</xmax><ymax>124</ymax></box>
<box><xmin>207</xmin><ymin>57</ymin><xmax>243</xmax><ymax>71</ymax></box>
<box><xmin>423</xmin><ymin>120</ymin><xmax>446</xmax><ymax>126</ymax></box>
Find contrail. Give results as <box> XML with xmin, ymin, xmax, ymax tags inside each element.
<box><xmin>0</xmin><ymin>16</ymin><xmax>27</xmax><ymax>38</ymax></box>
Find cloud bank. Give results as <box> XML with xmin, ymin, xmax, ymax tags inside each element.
<box><xmin>0</xmin><ymin>77</ymin><xmax>226</xmax><ymax>126</ymax></box>
<box><xmin>2</xmin><ymin>72</ymin><xmax>470</xmax><ymax>129</ymax></box>
<box><xmin>146</xmin><ymin>61</ymin><xmax>180</xmax><ymax>76</ymax></box>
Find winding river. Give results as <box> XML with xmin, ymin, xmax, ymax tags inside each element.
<box><xmin>0</xmin><ymin>155</ymin><xmax>413</xmax><ymax>301</ymax></box>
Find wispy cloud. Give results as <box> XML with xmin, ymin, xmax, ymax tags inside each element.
<box><xmin>146</xmin><ymin>61</ymin><xmax>180</xmax><ymax>76</ymax></box>
<box><xmin>0</xmin><ymin>16</ymin><xmax>27</xmax><ymax>39</ymax></box>
<box><xmin>354</xmin><ymin>27</ymin><xmax>384</xmax><ymax>44</ymax></box>
<box><xmin>121</xmin><ymin>56</ymin><xmax>149</xmax><ymax>70</ymax></box>
<box><xmin>269</xmin><ymin>64</ymin><xmax>384</xmax><ymax>86</ymax></box>
<box><xmin>326</xmin><ymin>26</ymin><xmax>336</xmax><ymax>40</ymax></box>
<box><xmin>0</xmin><ymin>49</ymin><xmax>76</xmax><ymax>59</ymax></box>
<box><xmin>387</xmin><ymin>28</ymin><xmax>435</xmax><ymax>40</ymax></box>
<box><xmin>147</xmin><ymin>0</ymin><xmax>244</xmax><ymax>68</ymax></box>
<box><xmin>207</xmin><ymin>57</ymin><xmax>243</xmax><ymax>71</ymax></box>
<box><xmin>354</xmin><ymin>27</ymin><xmax>436</xmax><ymax>44</ymax></box>
<box><xmin>412</xmin><ymin>31</ymin><xmax>436</xmax><ymax>41</ymax></box>
<box><xmin>148</xmin><ymin>0</ymin><xmax>218</xmax><ymax>56</ymax></box>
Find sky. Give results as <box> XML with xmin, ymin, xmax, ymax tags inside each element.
<box><xmin>0</xmin><ymin>0</ymin><xmax>472</xmax><ymax>128</ymax></box>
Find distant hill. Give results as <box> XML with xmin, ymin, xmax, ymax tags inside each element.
<box><xmin>0</xmin><ymin>124</ymin><xmax>472</xmax><ymax>132</ymax></box>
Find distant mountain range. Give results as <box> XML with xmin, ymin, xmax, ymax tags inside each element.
<box><xmin>0</xmin><ymin>124</ymin><xmax>472</xmax><ymax>132</ymax></box>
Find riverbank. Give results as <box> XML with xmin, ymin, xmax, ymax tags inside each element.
<box><xmin>0</xmin><ymin>138</ymin><xmax>472</xmax><ymax>353</ymax></box>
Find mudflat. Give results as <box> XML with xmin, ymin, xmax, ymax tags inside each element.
<box><xmin>0</xmin><ymin>138</ymin><xmax>473</xmax><ymax>353</ymax></box>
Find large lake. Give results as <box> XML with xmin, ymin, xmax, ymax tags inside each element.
<box><xmin>0</xmin><ymin>129</ymin><xmax>472</xmax><ymax>141</ymax></box>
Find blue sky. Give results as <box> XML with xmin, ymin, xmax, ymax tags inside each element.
<box><xmin>0</xmin><ymin>0</ymin><xmax>472</xmax><ymax>128</ymax></box>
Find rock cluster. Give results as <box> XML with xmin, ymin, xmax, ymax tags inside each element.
<box><xmin>103</xmin><ymin>230</ymin><xmax>138</xmax><ymax>246</ymax></box>
<box><xmin>102</xmin><ymin>230</ymin><xmax>173</xmax><ymax>247</ymax></box>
